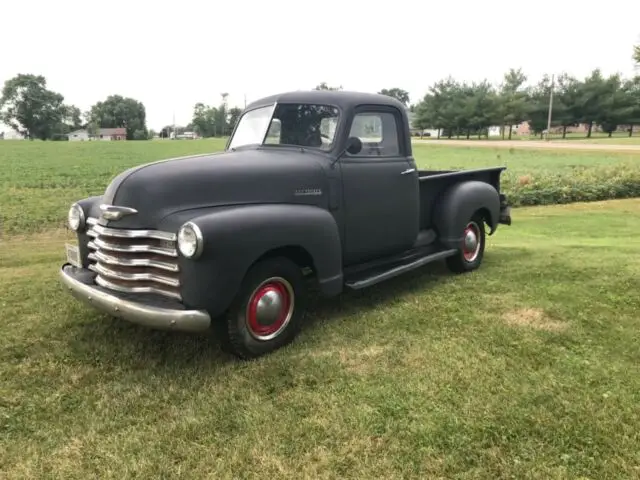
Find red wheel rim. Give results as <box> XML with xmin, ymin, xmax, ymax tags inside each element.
<box><xmin>245</xmin><ymin>277</ymin><xmax>294</xmax><ymax>341</ymax></box>
<box><xmin>462</xmin><ymin>222</ymin><xmax>481</xmax><ymax>262</ymax></box>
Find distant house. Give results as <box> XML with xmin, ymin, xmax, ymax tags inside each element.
<box><xmin>68</xmin><ymin>127</ymin><xmax>127</xmax><ymax>141</ymax></box>
<box><xmin>171</xmin><ymin>131</ymin><xmax>199</xmax><ymax>140</ymax></box>
<box><xmin>68</xmin><ymin>129</ymin><xmax>90</xmax><ymax>141</ymax></box>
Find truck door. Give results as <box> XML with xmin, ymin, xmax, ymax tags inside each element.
<box><xmin>340</xmin><ymin>105</ymin><xmax>420</xmax><ymax>265</ymax></box>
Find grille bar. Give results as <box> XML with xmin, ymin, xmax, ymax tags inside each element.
<box><xmin>87</xmin><ymin>217</ymin><xmax>176</xmax><ymax>241</ymax></box>
<box><xmin>95</xmin><ymin>275</ymin><xmax>182</xmax><ymax>300</ymax></box>
<box><xmin>89</xmin><ymin>261</ymin><xmax>180</xmax><ymax>287</ymax></box>
<box><xmin>88</xmin><ymin>250</ymin><xmax>179</xmax><ymax>272</ymax></box>
<box><xmin>85</xmin><ymin>217</ymin><xmax>181</xmax><ymax>300</ymax></box>
<box><xmin>88</xmin><ymin>238</ymin><xmax>177</xmax><ymax>257</ymax></box>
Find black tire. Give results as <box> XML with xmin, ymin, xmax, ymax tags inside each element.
<box><xmin>445</xmin><ymin>212</ymin><xmax>486</xmax><ymax>273</ymax></box>
<box><xmin>219</xmin><ymin>256</ymin><xmax>306</xmax><ymax>359</ymax></box>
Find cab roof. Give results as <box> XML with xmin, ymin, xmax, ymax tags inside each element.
<box><xmin>245</xmin><ymin>90</ymin><xmax>407</xmax><ymax>112</ymax></box>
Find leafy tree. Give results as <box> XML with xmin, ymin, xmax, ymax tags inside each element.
<box><xmin>87</xmin><ymin>94</ymin><xmax>147</xmax><ymax>140</ymax></box>
<box><xmin>62</xmin><ymin>105</ymin><xmax>83</xmax><ymax>131</ymax></box>
<box><xmin>553</xmin><ymin>73</ymin><xmax>582</xmax><ymax>138</ymax></box>
<box><xmin>596</xmin><ymin>73</ymin><xmax>633</xmax><ymax>137</ymax></box>
<box><xmin>191</xmin><ymin>96</ymin><xmax>242</xmax><ymax>138</ymax></box>
<box><xmin>575</xmin><ymin>69</ymin><xmax>608</xmax><ymax>138</ymax></box>
<box><xmin>192</xmin><ymin>102</ymin><xmax>217</xmax><ymax>137</ymax></box>
<box><xmin>633</xmin><ymin>44</ymin><xmax>640</xmax><ymax>65</ymax></box>
<box><xmin>467</xmin><ymin>80</ymin><xmax>501</xmax><ymax>138</ymax></box>
<box><xmin>413</xmin><ymin>95</ymin><xmax>436</xmax><ymax>136</ymax></box>
<box><xmin>526</xmin><ymin>75</ymin><xmax>555</xmax><ymax>137</ymax></box>
<box><xmin>214</xmin><ymin>97</ymin><xmax>228</xmax><ymax>136</ymax></box>
<box><xmin>378</xmin><ymin>88</ymin><xmax>410</xmax><ymax>106</ymax></box>
<box><xmin>624</xmin><ymin>76</ymin><xmax>640</xmax><ymax>136</ymax></box>
<box><xmin>0</xmin><ymin>74</ymin><xmax>67</xmax><ymax>140</ymax></box>
<box><xmin>499</xmin><ymin>68</ymin><xmax>529</xmax><ymax>139</ymax></box>
<box><xmin>228</xmin><ymin>107</ymin><xmax>242</xmax><ymax>132</ymax></box>
<box><xmin>133</xmin><ymin>129</ymin><xmax>148</xmax><ymax>140</ymax></box>
<box><xmin>414</xmin><ymin>77</ymin><xmax>463</xmax><ymax>138</ymax></box>
<box><xmin>314</xmin><ymin>82</ymin><xmax>342</xmax><ymax>91</ymax></box>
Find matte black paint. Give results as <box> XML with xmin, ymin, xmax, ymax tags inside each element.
<box><xmin>160</xmin><ymin>204</ymin><xmax>343</xmax><ymax>317</ymax></box>
<box><xmin>67</xmin><ymin>90</ymin><xmax>511</xmax><ymax>321</ymax></box>
<box><xmin>100</xmin><ymin>149</ymin><xmax>331</xmax><ymax>230</ymax></box>
<box><xmin>431</xmin><ymin>180</ymin><xmax>502</xmax><ymax>250</ymax></box>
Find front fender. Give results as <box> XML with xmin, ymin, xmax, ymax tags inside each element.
<box><xmin>164</xmin><ymin>204</ymin><xmax>343</xmax><ymax>318</ymax></box>
<box><xmin>432</xmin><ymin>181</ymin><xmax>500</xmax><ymax>250</ymax></box>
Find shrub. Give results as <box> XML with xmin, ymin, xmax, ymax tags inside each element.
<box><xmin>501</xmin><ymin>162</ymin><xmax>640</xmax><ymax>207</ymax></box>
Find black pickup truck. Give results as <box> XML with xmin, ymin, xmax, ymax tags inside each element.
<box><xmin>60</xmin><ymin>90</ymin><xmax>511</xmax><ymax>359</ymax></box>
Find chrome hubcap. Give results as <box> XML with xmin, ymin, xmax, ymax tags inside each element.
<box><xmin>245</xmin><ymin>277</ymin><xmax>294</xmax><ymax>341</ymax></box>
<box><xmin>464</xmin><ymin>230</ymin><xmax>478</xmax><ymax>252</ymax></box>
<box><xmin>462</xmin><ymin>222</ymin><xmax>481</xmax><ymax>262</ymax></box>
<box><xmin>255</xmin><ymin>289</ymin><xmax>284</xmax><ymax>326</ymax></box>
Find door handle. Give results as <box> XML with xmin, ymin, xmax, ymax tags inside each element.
<box><xmin>401</xmin><ymin>168</ymin><xmax>416</xmax><ymax>175</ymax></box>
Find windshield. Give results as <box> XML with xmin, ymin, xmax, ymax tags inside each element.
<box><xmin>228</xmin><ymin>103</ymin><xmax>340</xmax><ymax>151</ymax></box>
<box><xmin>228</xmin><ymin>104</ymin><xmax>275</xmax><ymax>150</ymax></box>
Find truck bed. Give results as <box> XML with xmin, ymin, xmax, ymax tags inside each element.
<box><xmin>417</xmin><ymin>166</ymin><xmax>506</xmax><ymax>230</ymax></box>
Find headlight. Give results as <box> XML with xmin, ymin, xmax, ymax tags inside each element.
<box><xmin>68</xmin><ymin>203</ymin><xmax>85</xmax><ymax>231</ymax></box>
<box><xmin>177</xmin><ymin>221</ymin><xmax>204</xmax><ymax>258</ymax></box>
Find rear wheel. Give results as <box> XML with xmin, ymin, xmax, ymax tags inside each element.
<box><xmin>445</xmin><ymin>212</ymin><xmax>486</xmax><ymax>273</ymax></box>
<box><xmin>219</xmin><ymin>257</ymin><xmax>306</xmax><ymax>359</ymax></box>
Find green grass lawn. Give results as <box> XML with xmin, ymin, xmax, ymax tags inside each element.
<box><xmin>1</xmin><ymin>198</ymin><xmax>639</xmax><ymax>478</ymax></box>
<box><xmin>1</xmin><ymin>138</ymin><xmax>639</xmax><ymax>235</ymax></box>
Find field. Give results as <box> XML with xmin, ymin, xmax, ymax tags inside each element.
<box><xmin>1</xmin><ymin>139</ymin><xmax>640</xmax><ymax>478</ymax></box>
<box><xmin>1</xmin><ymin>138</ymin><xmax>639</xmax><ymax>234</ymax></box>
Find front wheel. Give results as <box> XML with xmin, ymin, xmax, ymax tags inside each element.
<box><xmin>219</xmin><ymin>257</ymin><xmax>306</xmax><ymax>359</ymax></box>
<box><xmin>445</xmin><ymin>213</ymin><xmax>486</xmax><ymax>273</ymax></box>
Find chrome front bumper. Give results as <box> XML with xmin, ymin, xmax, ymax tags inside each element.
<box><xmin>59</xmin><ymin>264</ymin><xmax>211</xmax><ymax>332</ymax></box>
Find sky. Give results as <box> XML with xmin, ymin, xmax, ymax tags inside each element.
<box><xmin>1</xmin><ymin>0</ymin><xmax>640</xmax><ymax>131</ymax></box>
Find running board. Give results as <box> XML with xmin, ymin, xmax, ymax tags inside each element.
<box><xmin>344</xmin><ymin>249</ymin><xmax>458</xmax><ymax>290</ymax></box>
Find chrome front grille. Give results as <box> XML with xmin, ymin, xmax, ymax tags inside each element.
<box><xmin>85</xmin><ymin>217</ymin><xmax>181</xmax><ymax>300</ymax></box>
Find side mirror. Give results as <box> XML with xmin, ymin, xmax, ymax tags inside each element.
<box><xmin>345</xmin><ymin>136</ymin><xmax>362</xmax><ymax>155</ymax></box>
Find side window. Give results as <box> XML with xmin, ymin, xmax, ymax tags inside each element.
<box><xmin>348</xmin><ymin>111</ymin><xmax>401</xmax><ymax>157</ymax></box>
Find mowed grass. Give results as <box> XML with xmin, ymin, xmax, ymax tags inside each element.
<box><xmin>1</xmin><ymin>199</ymin><xmax>639</xmax><ymax>478</ymax></box>
<box><xmin>1</xmin><ymin>138</ymin><xmax>639</xmax><ymax>235</ymax></box>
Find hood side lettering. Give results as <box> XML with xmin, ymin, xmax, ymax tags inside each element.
<box><xmin>294</xmin><ymin>188</ymin><xmax>322</xmax><ymax>196</ymax></box>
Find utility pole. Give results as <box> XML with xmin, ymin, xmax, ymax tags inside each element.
<box><xmin>545</xmin><ymin>74</ymin><xmax>555</xmax><ymax>141</ymax></box>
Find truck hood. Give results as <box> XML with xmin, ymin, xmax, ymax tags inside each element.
<box><xmin>91</xmin><ymin>148</ymin><xmax>330</xmax><ymax>229</ymax></box>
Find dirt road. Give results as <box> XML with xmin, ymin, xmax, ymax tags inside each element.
<box><xmin>413</xmin><ymin>139</ymin><xmax>640</xmax><ymax>152</ymax></box>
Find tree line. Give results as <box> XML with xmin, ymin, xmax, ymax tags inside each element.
<box><xmin>0</xmin><ymin>74</ymin><xmax>148</xmax><ymax>140</ymax></box>
<box><xmin>4</xmin><ymin>45</ymin><xmax>639</xmax><ymax>142</ymax></box>
<box><xmin>162</xmin><ymin>93</ymin><xmax>243</xmax><ymax>139</ymax></box>
<box><xmin>411</xmin><ymin>68</ymin><xmax>640</xmax><ymax>139</ymax></box>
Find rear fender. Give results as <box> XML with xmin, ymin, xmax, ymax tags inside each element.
<box><xmin>168</xmin><ymin>204</ymin><xmax>343</xmax><ymax>317</ymax></box>
<box><xmin>432</xmin><ymin>181</ymin><xmax>500</xmax><ymax>250</ymax></box>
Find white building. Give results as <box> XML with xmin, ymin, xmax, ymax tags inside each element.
<box><xmin>68</xmin><ymin>127</ymin><xmax>127</xmax><ymax>141</ymax></box>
